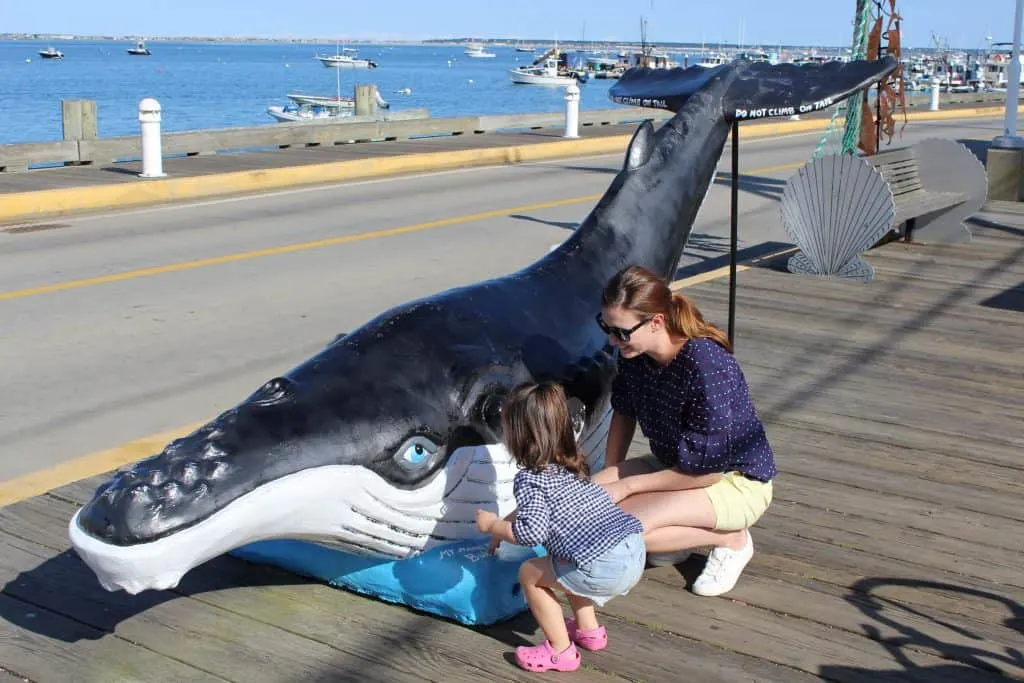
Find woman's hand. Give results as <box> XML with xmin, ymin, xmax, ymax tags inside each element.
<box><xmin>600</xmin><ymin>479</ymin><xmax>633</xmax><ymax>504</ymax></box>
<box><xmin>475</xmin><ymin>509</ymin><xmax>498</xmax><ymax>534</ymax></box>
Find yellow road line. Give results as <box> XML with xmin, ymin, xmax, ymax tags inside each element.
<box><xmin>0</xmin><ymin>423</ymin><xmax>206</xmax><ymax>508</ymax></box>
<box><xmin>0</xmin><ymin>244</ymin><xmax>797</xmax><ymax>508</ymax></box>
<box><xmin>0</xmin><ymin>161</ymin><xmax>804</xmax><ymax>303</ymax></box>
<box><xmin>0</xmin><ymin>194</ymin><xmax>601</xmax><ymax>302</ymax></box>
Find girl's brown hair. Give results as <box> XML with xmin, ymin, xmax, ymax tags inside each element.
<box><xmin>501</xmin><ymin>381</ymin><xmax>589</xmax><ymax>477</ymax></box>
<box><xmin>601</xmin><ymin>265</ymin><xmax>733</xmax><ymax>353</ymax></box>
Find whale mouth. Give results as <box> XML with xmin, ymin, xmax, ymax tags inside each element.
<box><xmin>68</xmin><ymin>444</ymin><xmax>519</xmax><ymax>594</ymax></box>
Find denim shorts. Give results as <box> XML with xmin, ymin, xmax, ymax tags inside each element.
<box><xmin>552</xmin><ymin>532</ymin><xmax>646</xmax><ymax>607</ymax></box>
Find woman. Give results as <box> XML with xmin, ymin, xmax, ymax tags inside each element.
<box><xmin>591</xmin><ymin>265</ymin><xmax>776</xmax><ymax>597</ymax></box>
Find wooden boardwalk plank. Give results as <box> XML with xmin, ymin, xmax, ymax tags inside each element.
<box><xmin>0</xmin><ymin>500</ymin><xmax>582</xmax><ymax>683</ymax></box>
<box><xmin>600</xmin><ymin>566</ymin><xmax>1011</xmax><ymax>682</ymax></box>
<box><xmin>745</xmin><ymin>528</ymin><xmax>1022</xmax><ymax>627</ymax></box>
<box><xmin>0</xmin><ymin>534</ymin><xmax>434</xmax><ymax>683</ymax></box>
<box><xmin>761</xmin><ymin>412</ymin><xmax>1020</xmax><ymax>478</ymax></box>
<box><xmin>1</xmin><ymin>493</ymin><xmax>814</xmax><ymax>683</ymax></box>
<box><xmin>0</xmin><ymin>591</ymin><xmax>226</xmax><ymax>683</ymax></box>
<box><xmin>771</xmin><ymin>471</ymin><xmax>1023</xmax><ymax>553</ymax></box>
<box><xmin>720</xmin><ymin>567</ymin><xmax>1024</xmax><ymax>676</ymax></box>
<box><xmin>765</xmin><ymin>500</ymin><xmax>1022</xmax><ymax>588</ymax></box>
<box><xmin>771</xmin><ymin>424</ymin><xmax>1023</xmax><ymax>506</ymax></box>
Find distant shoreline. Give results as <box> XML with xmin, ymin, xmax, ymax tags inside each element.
<box><xmin>2</xmin><ymin>33</ymin><xmax>851</xmax><ymax>51</ymax></box>
<box><xmin>3</xmin><ymin>33</ymin><xmax>980</xmax><ymax>53</ymax></box>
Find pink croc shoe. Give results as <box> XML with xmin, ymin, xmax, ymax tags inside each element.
<box><xmin>514</xmin><ymin>641</ymin><xmax>581</xmax><ymax>673</ymax></box>
<box><xmin>565</xmin><ymin>617</ymin><xmax>608</xmax><ymax>651</ymax></box>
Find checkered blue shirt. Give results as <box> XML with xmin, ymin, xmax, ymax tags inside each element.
<box><xmin>511</xmin><ymin>465</ymin><xmax>644</xmax><ymax>567</ymax></box>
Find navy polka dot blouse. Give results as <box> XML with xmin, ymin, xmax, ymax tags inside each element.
<box><xmin>611</xmin><ymin>338</ymin><xmax>777</xmax><ymax>482</ymax></box>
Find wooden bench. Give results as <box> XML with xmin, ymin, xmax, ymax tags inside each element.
<box><xmin>779</xmin><ymin>138</ymin><xmax>987</xmax><ymax>281</ymax></box>
<box><xmin>863</xmin><ymin>138</ymin><xmax>987</xmax><ymax>243</ymax></box>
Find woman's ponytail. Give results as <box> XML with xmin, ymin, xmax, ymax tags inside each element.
<box><xmin>668</xmin><ymin>293</ymin><xmax>732</xmax><ymax>353</ymax></box>
<box><xmin>603</xmin><ymin>265</ymin><xmax>732</xmax><ymax>353</ymax></box>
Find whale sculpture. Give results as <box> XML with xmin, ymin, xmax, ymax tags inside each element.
<box><xmin>68</xmin><ymin>56</ymin><xmax>898</xmax><ymax>624</ymax></box>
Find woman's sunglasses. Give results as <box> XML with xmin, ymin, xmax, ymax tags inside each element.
<box><xmin>595</xmin><ymin>313</ymin><xmax>652</xmax><ymax>342</ymax></box>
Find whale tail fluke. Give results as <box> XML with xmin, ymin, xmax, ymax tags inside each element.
<box><xmin>609</xmin><ymin>56</ymin><xmax>899</xmax><ymax>122</ymax></box>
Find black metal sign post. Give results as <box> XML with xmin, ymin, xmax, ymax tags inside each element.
<box><xmin>728</xmin><ymin>119</ymin><xmax>739</xmax><ymax>349</ymax></box>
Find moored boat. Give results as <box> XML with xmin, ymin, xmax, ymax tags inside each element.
<box><xmin>127</xmin><ymin>40</ymin><xmax>151</xmax><ymax>56</ymax></box>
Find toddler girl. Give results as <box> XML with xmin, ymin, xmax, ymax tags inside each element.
<box><xmin>476</xmin><ymin>381</ymin><xmax>646</xmax><ymax>673</ymax></box>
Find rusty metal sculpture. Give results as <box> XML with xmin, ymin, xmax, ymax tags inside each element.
<box><xmin>860</xmin><ymin>0</ymin><xmax>908</xmax><ymax>154</ymax></box>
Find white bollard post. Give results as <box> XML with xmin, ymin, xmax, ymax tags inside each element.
<box><xmin>138</xmin><ymin>97</ymin><xmax>166</xmax><ymax>178</ymax></box>
<box><xmin>564</xmin><ymin>81</ymin><xmax>580</xmax><ymax>139</ymax></box>
<box><xmin>929</xmin><ymin>78</ymin><xmax>941</xmax><ymax>112</ymax></box>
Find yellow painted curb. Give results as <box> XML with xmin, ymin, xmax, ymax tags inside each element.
<box><xmin>0</xmin><ymin>422</ymin><xmax>206</xmax><ymax>507</ymax></box>
<box><xmin>0</xmin><ymin>124</ymin><xmax>805</xmax><ymax>225</ymax></box>
<box><xmin>0</xmin><ymin>104</ymin><xmax>1016</xmax><ymax>226</ymax></box>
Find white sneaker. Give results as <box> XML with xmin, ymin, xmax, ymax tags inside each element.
<box><xmin>691</xmin><ymin>531</ymin><xmax>754</xmax><ymax>597</ymax></box>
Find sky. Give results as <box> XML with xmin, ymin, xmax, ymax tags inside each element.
<box><xmin>3</xmin><ymin>0</ymin><xmax>1018</xmax><ymax>50</ymax></box>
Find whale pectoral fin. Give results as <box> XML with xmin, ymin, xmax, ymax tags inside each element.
<box><xmin>625</xmin><ymin>120</ymin><xmax>655</xmax><ymax>171</ymax></box>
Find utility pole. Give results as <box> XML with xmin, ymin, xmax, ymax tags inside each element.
<box><xmin>993</xmin><ymin>0</ymin><xmax>1024</xmax><ymax>146</ymax></box>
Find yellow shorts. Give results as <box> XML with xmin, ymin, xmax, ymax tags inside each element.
<box><xmin>631</xmin><ymin>455</ymin><xmax>773</xmax><ymax>532</ymax></box>
<box><xmin>704</xmin><ymin>471</ymin><xmax>773</xmax><ymax>531</ymax></box>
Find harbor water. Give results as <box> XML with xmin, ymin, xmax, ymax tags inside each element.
<box><xmin>1</xmin><ymin>40</ymin><xmax>633</xmax><ymax>145</ymax></box>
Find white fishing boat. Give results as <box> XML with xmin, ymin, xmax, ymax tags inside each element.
<box><xmin>315</xmin><ymin>45</ymin><xmax>377</xmax><ymax>69</ymax></box>
<box><xmin>127</xmin><ymin>40</ymin><xmax>151</xmax><ymax>56</ymax></box>
<box><xmin>316</xmin><ymin>53</ymin><xmax>377</xmax><ymax>69</ymax></box>
<box><xmin>510</xmin><ymin>48</ymin><xmax>584</xmax><ymax>86</ymax></box>
<box><xmin>464</xmin><ymin>42</ymin><xmax>496</xmax><ymax>58</ymax></box>
<box><xmin>38</xmin><ymin>46</ymin><xmax>63</xmax><ymax>59</ymax></box>
<box><xmin>978</xmin><ymin>42</ymin><xmax>1024</xmax><ymax>88</ymax></box>
<box><xmin>286</xmin><ymin>89</ymin><xmax>390</xmax><ymax>110</ymax></box>
<box><xmin>270</xmin><ymin>58</ymin><xmax>388</xmax><ymax>123</ymax></box>
<box><xmin>287</xmin><ymin>94</ymin><xmax>355</xmax><ymax>110</ymax></box>
<box><xmin>694</xmin><ymin>51</ymin><xmax>729</xmax><ymax>68</ymax></box>
<box><xmin>267</xmin><ymin>102</ymin><xmax>354</xmax><ymax>122</ymax></box>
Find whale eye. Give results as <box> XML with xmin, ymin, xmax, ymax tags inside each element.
<box><xmin>395</xmin><ymin>435</ymin><xmax>440</xmax><ymax>472</ymax></box>
<box><xmin>481</xmin><ymin>392</ymin><xmax>506</xmax><ymax>435</ymax></box>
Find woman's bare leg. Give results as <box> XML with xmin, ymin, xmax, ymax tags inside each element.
<box><xmin>645</xmin><ymin>526</ymin><xmax>747</xmax><ymax>552</ymax></box>
<box><xmin>591</xmin><ymin>457</ymin><xmax>657</xmax><ymax>486</ymax></box>
<box><xmin>618</xmin><ymin>488</ymin><xmax>745</xmax><ymax>552</ymax></box>
<box><xmin>620</xmin><ymin>488</ymin><xmax>717</xmax><ymax>528</ymax></box>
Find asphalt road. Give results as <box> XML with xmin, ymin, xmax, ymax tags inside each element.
<box><xmin>0</xmin><ymin>115</ymin><xmax>1004</xmax><ymax>481</ymax></box>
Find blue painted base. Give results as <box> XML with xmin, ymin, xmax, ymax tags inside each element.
<box><xmin>230</xmin><ymin>539</ymin><xmax>545</xmax><ymax>626</ymax></box>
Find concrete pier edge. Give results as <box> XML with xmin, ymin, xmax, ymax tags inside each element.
<box><xmin>0</xmin><ymin>104</ymin><xmax>1018</xmax><ymax>224</ymax></box>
